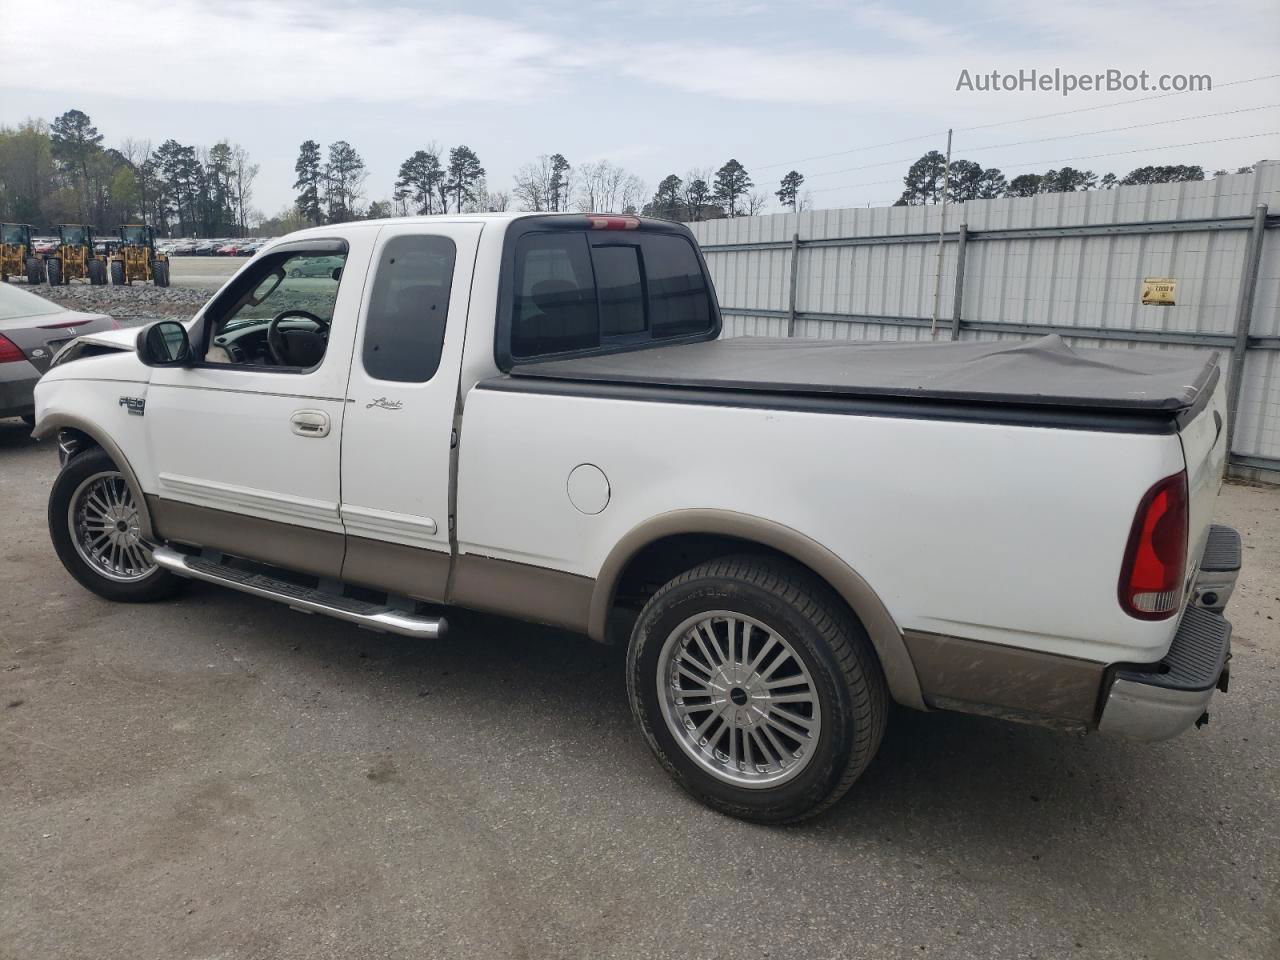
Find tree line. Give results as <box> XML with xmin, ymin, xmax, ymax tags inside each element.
<box><xmin>3</xmin><ymin>107</ymin><xmax>1261</xmax><ymax>237</ymax></box>
<box><xmin>0</xmin><ymin>109</ymin><xmax>259</xmax><ymax>236</ymax></box>
<box><xmin>892</xmin><ymin>150</ymin><xmax>1258</xmax><ymax>205</ymax></box>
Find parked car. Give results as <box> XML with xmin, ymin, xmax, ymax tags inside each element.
<box><xmin>32</xmin><ymin>237</ymin><xmax>60</xmax><ymax>256</ymax></box>
<box><xmin>287</xmin><ymin>255</ymin><xmax>342</xmax><ymax>278</ymax></box>
<box><xmin>0</xmin><ymin>282</ymin><xmax>115</xmax><ymax>425</ymax></box>
<box><xmin>192</xmin><ymin>240</ymin><xmax>219</xmax><ymax>256</ymax></box>
<box><xmin>31</xmin><ymin>212</ymin><xmax>1238</xmax><ymax>823</ymax></box>
<box><xmin>170</xmin><ymin>241</ymin><xmax>197</xmax><ymax>256</ymax></box>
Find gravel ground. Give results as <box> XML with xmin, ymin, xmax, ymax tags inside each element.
<box><xmin>0</xmin><ymin>422</ymin><xmax>1277</xmax><ymax>960</ymax></box>
<box><xmin>27</xmin><ymin>257</ymin><xmax>241</xmax><ymax>325</ymax></box>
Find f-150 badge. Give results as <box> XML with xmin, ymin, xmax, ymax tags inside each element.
<box><xmin>118</xmin><ymin>397</ymin><xmax>146</xmax><ymax>416</ymax></box>
<box><xmin>366</xmin><ymin>397</ymin><xmax>403</xmax><ymax>410</ymax></box>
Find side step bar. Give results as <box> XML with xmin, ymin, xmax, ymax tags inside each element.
<box><xmin>152</xmin><ymin>546</ymin><xmax>447</xmax><ymax>639</ymax></box>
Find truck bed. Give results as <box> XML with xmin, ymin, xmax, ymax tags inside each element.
<box><xmin>499</xmin><ymin>335</ymin><xmax>1218</xmax><ymax>427</ymax></box>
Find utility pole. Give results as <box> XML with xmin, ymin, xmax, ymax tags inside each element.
<box><xmin>930</xmin><ymin>128</ymin><xmax>953</xmax><ymax>339</ymax></box>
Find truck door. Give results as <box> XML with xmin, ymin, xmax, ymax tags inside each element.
<box><xmin>339</xmin><ymin>222</ymin><xmax>482</xmax><ymax>600</ymax></box>
<box><xmin>142</xmin><ymin>234</ymin><xmax>372</xmax><ymax>579</ymax></box>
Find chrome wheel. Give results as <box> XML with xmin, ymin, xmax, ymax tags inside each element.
<box><xmin>657</xmin><ymin>611</ymin><xmax>822</xmax><ymax>788</ymax></box>
<box><xmin>68</xmin><ymin>471</ymin><xmax>156</xmax><ymax>583</ymax></box>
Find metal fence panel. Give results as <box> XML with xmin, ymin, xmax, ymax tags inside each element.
<box><xmin>691</xmin><ymin>162</ymin><xmax>1280</xmax><ymax>478</ymax></box>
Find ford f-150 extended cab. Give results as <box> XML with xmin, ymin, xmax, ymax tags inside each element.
<box><xmin>32</xmin><ymin>213</ymin><xmax>1239</xmax><ymax>822</ymax></box>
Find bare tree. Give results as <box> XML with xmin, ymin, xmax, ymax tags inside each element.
<box><xmin>622</xmin><ymin>175</ymin><xmax>647</xmax><ymax>215</ymax></box>
<box><xmin>745</xmin><ymin>191</ymin><xmax>768</xmax><ymax>216</ymax></box>
<box><xmin>230</xmin><ymin>144</ymin><xmax>259</xmax><ymax>236</ymax></box>
<box><xmin>575</xmin><ymin>159</ymin><xmax>644</xmax><ymax>214</ymax></box>
<box><xmin>119</xmin><ymin>137</ymin><xmax>154</xmax><ymax>224</ymax></box>
<box><xmin>512</xmin><ymin>154</ymin><xmax>553</xmax><ymax>211</ymax></box>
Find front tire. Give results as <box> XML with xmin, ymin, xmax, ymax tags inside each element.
<box><xmin>46</xmin><ymin>258</ymin><xmax>62</xmax><ymax>286</ymax></box>
<box><xmin>627</xmin><ymin>555</ymin><xmax>887</xmax><ymax>823</ymax></box>
<box><xmin>26</xmin><ymin>258</ymin><xmax>44</xmax><ymax>284</ymax></box>
<box><xmin>152</xmin><ymin>260</ymin><xmax>170</xmax><ymax>287</ymax></box>
<box><xmin>88</xmin><ymin>259</ymin><xmax>107</xmax><ymax>285</ymax></box>
<box><xmin>48</xmin><ymin>447</ymin><xmax>183</xmax><ymax>602</ymax></box>
<box><xmin>109</xmin><ymin>260</ymin><xmax>125</xmax><ymax>286</ymax></box>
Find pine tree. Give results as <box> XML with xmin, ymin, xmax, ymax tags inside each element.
<box><xmin>293</xmin><ymin>140</ymin><xmax>323</xmax><ymax>225</ymax></box>
<box><xmin>548</xmin><ymin>153</ymin><xmax>571</xmax><ymax>212</ymax></box>
<box><xmin>713</xmin><ymin>159</ymin><xmax>753</xmax><ymax>217</ymax></box>
<box><xmin>394</xmin><ymin>148</ymin><xmax>445</xmax><ymax>215</ymax></box>
<box><xmin>775</xmin><ymin>170</ymin><xmax>804</xmax><ymax>211</ymax></box>
<box><xmin>445</xmin><ymin>146</ymin><xmax>485</xmax><ymax>213</ymax></box>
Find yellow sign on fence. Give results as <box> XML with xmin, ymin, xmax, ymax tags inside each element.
<box><xmin>1142</xmin><ymin>277</ymin><xmax>1177</xmax><ymax>306</ymax></box>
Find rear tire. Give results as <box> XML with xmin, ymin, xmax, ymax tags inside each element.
<box><xmin>627</xmin><ymin>555</ymin><xmax>888</xmax><ymax>823</ymax></box>
<box><xmin>109</xmin><ymin>260</ymin><xmax>125</xmax><ymax>286</ymax></box>
<box><xmin>26</xmin><ymin>258</ymin><xmax>44</xmax><ymax>284</ymax></box>
<box><xmin>48</xmin><ymin>447</ymin><xmax>184</xmax><ymax>603</ymax></box>
<box><xmin>46</xmin><ymin>258</ymin><xmax>62</xmax><ymax>286</ymax></box>
<box><xmin>152</xmin><ymin>260</ymin><xmax>170</xmax><ymax>287</ymax></box>
<box><xmin>88</xmin><ymin>259</ymin><xmax>107</xmax><ymax>285</ymax></box>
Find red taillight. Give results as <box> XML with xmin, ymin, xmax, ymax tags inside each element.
<box><xmin>587</xmin><ymin>215</ymin><xmax>640</xmax><ymax>230</ymax></box>
<box><xmin>1119</xmin><ymin>471</ymin><xmax>1189</xmax><ymax>620</ymax></box>
<box><xmin>0</xmin><ymin>333</ymin><xmax>24</xmax><ymax>364</ymax></box>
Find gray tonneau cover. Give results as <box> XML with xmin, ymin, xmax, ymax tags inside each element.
<box><xmin>509</xmin><ymin>335</ymin><xmax>1217</xmax><ymax>413</ymax></box>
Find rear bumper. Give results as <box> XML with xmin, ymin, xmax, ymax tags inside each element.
<box><xmin>0</xmin><ymin>360</ymin><xmax>40</xmax><ymax>418</ymax></box>
<box><xmin>1098</xmin><ymin>525</ymin><xmax>1239</xmax><ymax>741</ymax></box>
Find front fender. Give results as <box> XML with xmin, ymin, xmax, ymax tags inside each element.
<box><xmin>34</xmin><ymin>373</ymin><xmax>156</xmax><ymax>543</ymax></box>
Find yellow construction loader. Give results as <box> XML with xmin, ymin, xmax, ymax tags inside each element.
<box><xmin>45</xmin><ymin>225</ymin><xmax>108</xmax><ymax>286</ymax></box>
<box><xmin>109</xmin><ymin>224</ymin><xmax>170</xmax><ymax>286</ymax></box>
<box><xmin>0</xmin><ymin>223</ymin><xmax>44</xmax><ymax>284</ymax></box>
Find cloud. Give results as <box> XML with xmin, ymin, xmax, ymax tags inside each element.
<box><xmin>0</xmin><ymin>0</ymin><xmax>568</xmax><ymax>104</ymax></box>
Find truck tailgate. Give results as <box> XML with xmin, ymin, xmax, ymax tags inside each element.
<box><xmin>1180</xmin><ymin>369</ymin><xmax>1229</xmax><ymax>586</ymax></box>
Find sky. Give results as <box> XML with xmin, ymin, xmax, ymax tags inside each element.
<box><xmin>2</xmin><ymin>0</ymin><xmax>1277</xmax><ymax>217</ymax></box>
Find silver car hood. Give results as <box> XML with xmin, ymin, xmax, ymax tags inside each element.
<box><xmin>49</xmin><ymin>325</ymin><xmax>138</xmax><ymax>367</ymax></box>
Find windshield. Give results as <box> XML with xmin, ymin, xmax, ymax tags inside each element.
<box><xmin>0</xmin><ymin>282</ymin><xmax>66</xmax><ymax>321</ymax></box>
<box><xmin>1</xmin><ymin>224</ymin><xmax>26</xmax><ymax>245</ymax></box>
<box><xmin>121</xmin><ymin>226</ymin><xmax>148</xmax><ymax>245</ymax></box>
<box><xmin>62</xmin><ymin>226</ymin><xmax>88</xmax><ymax>246</ymax></box>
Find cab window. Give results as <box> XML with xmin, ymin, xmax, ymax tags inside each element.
<box><xmin>509</xmin><ymin>230</ymin><xmax>713</xmax><ymax>361</ymax></box>
<box><xmin>362</xmin><ymin>235</ymin><xmax>456</xmax><ymax>383</ymax></box>
<box><xmin>205</xmin><ymin>252</ymin><xmax>346</xmax><ymax>369</ymax></box>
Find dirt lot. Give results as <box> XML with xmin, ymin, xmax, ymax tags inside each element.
<box><xmin>29</xmin><ymin>257</ymin><xmax>242</xmax><ymax>324</ymax></box>
<box><xmin>1</xmin><ymin>420</ymin><xmax>1277</xmax><ymax>960</ymax></box>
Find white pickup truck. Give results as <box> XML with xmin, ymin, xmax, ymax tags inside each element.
<box><xmin>33</xmin><ymin>213</ymin><xmax>1239</xmax><ymax>822</ymax></box>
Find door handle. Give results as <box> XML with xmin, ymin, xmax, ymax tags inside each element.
<box><xmin>290</xmin><ymin>410</ymin><xmax>331</xmax><ymax>438</ymax></box>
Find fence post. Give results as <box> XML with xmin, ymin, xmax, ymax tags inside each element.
<box><xmin>787</xmin><ymin>232</ymin><xmax>800</xmax><ymax>337</ymax></box>
<box><xmin>1226</xmin><ymin>203</ymin><xmax>1268</xmax><ymax>460</ymax></box>
<box><xmin>949</xmin><ymin>223</ymin><xmax>969</xmax><ymax>341</ymax></box>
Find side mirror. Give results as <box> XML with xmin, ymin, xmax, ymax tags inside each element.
<box><xmin>136</xmin><ymin>320</ymin><xmax>192</xmax><ymax>367</ymax></box>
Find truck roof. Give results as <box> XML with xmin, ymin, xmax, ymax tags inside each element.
<box><xmin>277</xmin><ymin>212</ymin><xmax>665</xmax><ymax>239</ymax></box>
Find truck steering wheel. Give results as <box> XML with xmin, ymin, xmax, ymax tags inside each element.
<box><xmin>266</xmin><ymin>310</ymin><xmax>329</xmax><ymax>367</ymax></box>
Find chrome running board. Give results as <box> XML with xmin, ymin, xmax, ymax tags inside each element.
<box><xmin>152</xmin><ymin>545</ymin><xmax>447</xmax><ymax>639</ymax></box>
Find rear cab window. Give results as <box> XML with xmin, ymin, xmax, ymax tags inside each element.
<box><xmin>500</xmin><ymin>216</ymin><xmax>717</xmax><ymax>366</ymax></box>
<box><xmin>362</xmin><ymin>235</ymin><xmax>457</xmax><ymax>383</ymax></box>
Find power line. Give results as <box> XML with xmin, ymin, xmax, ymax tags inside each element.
<box><xmin>994</xmin><ymin>130</ymin><xmax>1277</xmax><ymax>171</ymax></box>
<box><xmin>806</xmin><ymin>130</ymin><xmax>1278</xmax><ymax>198</ymax></box>
<box><xmin>753</xmin><ymin>71</ymin><xmax>1280</xmax><ymax>174</ymax></box>
<box><xmin>956</xmin><ymin>73</ymin><xmax>1280</xmax><ymax>134</ymax></box>
<box><xmin>754</xmin><ymin>131</ymin><xmax>945</xmax><ymax>173</ymax></box>
<box><xmin>962</xmin><ymin>103</ymin><xmax>1278</xmax><ymax>154</ymax></box>
<box><xmin>798</xmin><ymin>104</ymin><xmax>1277</xmax><ymax>183</ymax></box>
